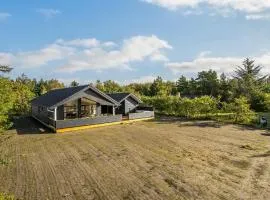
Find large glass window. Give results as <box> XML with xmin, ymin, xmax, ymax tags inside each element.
<box><xmin>64</xmin><ymin>100</ymin><xmax>77</xmax><ymax>119</ymax></box>
<box><xmin>81</xmin><ymin>98</ymin><xmax>97</xmax><ymax>118</ymax></box>
<box><xmin>63</xmin><ymin>98</ymin><xmax>97</xmax><ymax>119</ymax></box>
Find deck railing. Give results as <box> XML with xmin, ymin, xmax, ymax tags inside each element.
<box><xmin>55</xmin><ymin>114</ymin><xmax>122</xmax><ymax>129</ymax></box>
<box><xmin>128</xmin><ymin>111</ymin><xmax>155</xmax><ymax>120</ymax></box>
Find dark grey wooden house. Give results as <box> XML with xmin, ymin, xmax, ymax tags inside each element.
<box><xmin>107</xmin><ymin>93</ymin><xmax>142</xmax><ymax>115</ymax></box>
<box><xmin>31</xmin><ymin>85</ymin><xmax>122</xmax><ymax>131</ymax></box>
<box><xmin>107</xmin><ymin>93</ymin><xmax>154</xmax><ymax>120</ymax></box>
<box><xmin>31</xmin><ymin>85</ymin><xmax>154</xmax><ymax>132</ymax></box>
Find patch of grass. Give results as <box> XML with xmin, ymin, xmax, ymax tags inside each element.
<box><xmin>0</xmin><ymin>158</ymin><xmax>9</xmax><ymax>166</ymax></box>
<box><xmin>0</xmin><ymin>193</ymin><xmax>15</xmax><ymax>200</ymax></box>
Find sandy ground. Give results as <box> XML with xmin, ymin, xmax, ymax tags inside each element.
<box><xmin>0</xmin><ymin>119</ymin><xmax>270</xmax><ymax>200</ymax></box>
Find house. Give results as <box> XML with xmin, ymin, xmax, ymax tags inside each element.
<box><xmin>107</xmin><ymin>92</ymin><xmax>154</xmax><ymax>120</ymax></box>
<box><xmin>31</xmin><ymin>85</ymin><xmax>154</xmax><ymax>132</ymax></box>
<box><xmin>31</xmin><ymin>85</ymin><xmax>121</xmax><ymax>132</ymax></box>
<box><xmin>107</xmin><ymin>93</ymin><xmax>142</xmax><ymax>115</ymax></box>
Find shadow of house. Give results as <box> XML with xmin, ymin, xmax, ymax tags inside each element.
<box><xmin>155</xmin><ymin>115</ymin><xmax>223</xmax><ymax>128</ymax></box>
<box><xmin>13</xmin><ymin>116</ymin><xmax>52</xmax><ymax>135</ymax></box>
<box><xmin>251</xmin><ymin>151</ymin><xmax>270</xmax><ymax>158</ymax></box>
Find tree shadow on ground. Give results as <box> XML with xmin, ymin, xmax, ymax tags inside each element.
<box><xmin>251</xmin><ymin>151</ymin><xmax>270</xmax><ymax>158</ymax></box>
<box><xmin>261</xmin><ymin>132</ymin><xmax>270</xmax><ymax>136</ymax></box>
<box><xmin>12</xmin><ymin>116</ymin><xmax>53</xmax><ymax>135</ymax></box>
<box><xmin>233</xmin><ymin>125</ymin><xmax>270</xmax><ymax>136</ymax></box>
<box><xmin>155</xmin><ymin>118</ymin><xmax>223</xmax><ymax>128</ymax></box>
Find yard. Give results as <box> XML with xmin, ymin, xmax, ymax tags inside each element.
<box><xmin>0</xmin><ymin>118</ymin><xmax>270</xmax><ymax>200</ymax></box>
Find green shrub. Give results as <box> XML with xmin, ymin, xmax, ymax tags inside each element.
<box><xmin>142</xmin><ymin>95</ymin><xmax>219</xmax><ymax>118</ymax></box>
<box><xmin>142</xmin><ymin>95</ymin><xmax>255</xmax><ymax>125</ymax></box>
<box><xmin>0</xmin><ymin>78</ymin><xmax>15</xmax><ymax>131</ymax></box>
<box><xmin>0</xmin><ymin>77</ymin><xmax>35</xmax><ymax>131</ymax></box>
<box><xmin>250</xmin><ymin>91</ymin><xmax>270</xmax><ymax>112</ymax></box>
<box><xmin>217</xmin><ymin>97</ymin><xmax>255</xmax><ymax>124</ymax></box>
<box><xmin>0</xmin><ymin>193</ymin><xmax>14</xmax><ymax>200</ymax></box>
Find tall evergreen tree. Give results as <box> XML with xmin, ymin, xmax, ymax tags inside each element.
<box><xmin>70</xmin><ymin>80</ymin><xmax>80</xmax><ymax>87</ymax></box>
<box><xmin>176</xmin><ymin>76</ymin><xmax>189</xmax><ymax>96</ymax></box>
<box><xmin>234</xmin><ymin>58</ymin><xmax>267</xmax><ymax>95</ymax></box>
<box><xmin>196</xmin><ymin>70</ymin><xmax>219</xmax><ymax>97</ymax></box>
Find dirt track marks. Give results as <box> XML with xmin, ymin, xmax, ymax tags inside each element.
<box><xmin>0</xmin><ymin>122</ymin><xmax>270</xmax><ymax>199</ymax></box>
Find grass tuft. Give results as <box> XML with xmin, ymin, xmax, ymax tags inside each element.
<box><xmin>0</xmin><ymin>158</ymin><xmax>9</xmax><ymax>166</ymax></box>
<box><xmin>0</xmin><ymin>193</ymin><xmax>15</xmax><ymax>200</ymax></box>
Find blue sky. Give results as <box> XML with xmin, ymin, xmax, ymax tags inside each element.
<box><xmin>1</xmin><ymin>0</ymin><xmax>270</xmax><ymax>85</ymax></box>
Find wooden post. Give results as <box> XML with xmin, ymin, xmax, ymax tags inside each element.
<box><xmin>113</xmin><ymin>106</ymin><xmax>115</xmax><ymax>116</ymax></box>
<box><xmin>77</xmin><ymin>98</ymin><xmax>81</xmax><ymax>118</ymax></box>
<box><xmin>54</xmin><ymin>107</ymin><xmax>57</xmax><ymax>121</ymax></box>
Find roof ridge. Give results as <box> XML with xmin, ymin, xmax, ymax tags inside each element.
<box><xmin>107</xmin><ymin>92</ymin><xmax>130</xmax><ymax>94</ymax></box>
<box><xmin>46</xmin><ymin>85</ymin><xmax>89</xmax><ymax>93</ymax></box>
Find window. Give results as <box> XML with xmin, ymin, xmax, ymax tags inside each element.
<box><xmin>63</xmin><ymin>98</ymin><xmax>97</xmax><ymax>119</ymax></box>
<box><xmin>81</xmin><ymin>98</ymin><xmax>97</xmax><ymax>118</ymax></box>
<box><xmin>64</xmin><ymin>100</ymin><xmax>77</xmax><ymax>119</ymax></box>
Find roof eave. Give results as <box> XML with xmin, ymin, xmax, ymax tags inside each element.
<box><xmin>49</xmin><ymin>85</ymin><xmax>120</xmax><ymax>109</ymax></box>
<box><xmin>119</xmin><ymin>93</ymin><xmax>142</xmax><ymax>104</ymax></box>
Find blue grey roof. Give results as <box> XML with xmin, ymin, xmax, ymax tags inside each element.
<box><xmin>107</xmin><ymin>93</ymin><xmax>130</xmax><ymax>102</ymax></box>
<box><xmin>31</xmin><ymin>85</ymin><xmax>89</xmax><ymax>107</ymax></box>
<box><xmin>107</xmin><ymin>93</ymin><xmax>141</xmax><ymax>103</ymax></box>
<box><xmin>32</xmin><ymin>85</ymin><xmax>120</xmax><ymax>108</ymax></box>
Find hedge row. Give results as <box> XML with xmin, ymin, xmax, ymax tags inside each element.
<box><xmin>142</xmin><ymin>96</ymin><xmax>256</xmax><ymax>124</ymax></box>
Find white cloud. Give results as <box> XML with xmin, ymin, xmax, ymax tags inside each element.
<box><xmin>58</xmin><ymin>35</ymin><xmax>172</xmax><ymax>73</ymax></box>
<box><xmin>142</xmin><ymin>0</ymin><xmax>201</xmax><ymax>10</ymax></box>
<box><xmin>182</xmin><ymin>9</ymin><xmax>203</xmax><ymax>16</ymax></box>
<box><xmin>0</xmin><ymin>35</ymin><xmax>171</xmax><ymax>73</ymax></box>
<box><xmin>56</xmin><ymin>38</ymin><xmax>100</xmax><ymax>48</ymax></box>
<box><xmin>0</xmin><ymin>53</ymin><xmax>15</xmax><ymax>65</ymax></box>
<box><xmin>165</xmin><ymin>51</ymin><xmax>270</xmax><ymax>75</ymax></box>
<box><xmin>150</xmin><ymin>53</ymin><xmax>169</xmax><ymax>61</ymax></box>
<box><xmin>57</xmin><ymin>77</ymin><xmax>93</xmax><ymax>86</ymax></box>
<box><xmin>141</xmin><ymin>0</ymin><xmax>270</xmax><ymax>18</ymax></box>
<box><xmin>121</xmin><ymin>75</ymin><xmax>157</xmax><ymax>85</ymax></box>
<box><xmin>246</xmin><ymin>14</ymin><xmax>270</xmax><ymax>20</ymax></box>
<box><xmin>102</xmin><ymin>41</ymin><xmax>117</xmax><ymax>47</ymax></box>
<box><xmin>16</xmin><ymin>44</ymin><xmax>75</xmax><ymax>67</ymax></box>
<box><xmin>36</xmin><ymin>9</ymin><xmax>61</xmax><ymax>19</ymax></box>
<box><xmin>0</xmin><ymin>12</ymin><xmax>11</xmax><ymax>21</ymax></box>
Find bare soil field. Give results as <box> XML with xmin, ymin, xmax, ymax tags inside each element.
<box><xmin>1</xmin><ymin>119</ymin><xmax>270</xmax><ymax>200</ymax></box>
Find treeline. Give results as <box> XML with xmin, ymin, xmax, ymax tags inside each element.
<box><xmin>95</xmin><ymin>58</ymin><xmax>270</xmax><ymax>113</ymax></box>
<box><xmin>0</xmin><ymin>67</ymin><xmax>65</xmax><ymax>130</ymax></box>
<box><xmin>0</xmin><ymin>58</ymin><xmax>270</xmax><ymax>130</ymax></box>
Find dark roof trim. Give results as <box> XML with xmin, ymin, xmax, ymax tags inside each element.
<box><xmin>120</xmin><ymin>93</ymin><xmax>142</xmax><ymax>104</ymax></box>
<box><xmin>49</xmin><ymin>85</ymin><xmax>120</xmax><ymax>109</ymax></box>
<box><xmin>31</xmin><ymin>85</ymin><xmax>89</xmax><ymax>107</ymax></box>
<box><xmin>107</xmin><ymin>93</ymin><xmax>142</xmax><ymax>104</ymax></box>
<box><xmin>88</xmin><ymin>85</ymin><xmax>120</xmax><ymax>106</ymax></box>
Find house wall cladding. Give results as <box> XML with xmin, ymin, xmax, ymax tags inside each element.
<box><xmin>124</xmin><ymin>97</ymin><xmax>138</xmax><ymax>114</ymax></box>
<box><xmin>55</xmin><ymin>114</ymin><xmax>122</xmax><ymax>129</ymax></box>
<box><xmin>32</xmin><ymin>104</ymin><xmax>54</xmax><ymax>126</ymax></box>
<box><xmin>128</xmin><ymin>111</ymin><xmax>155</xmax><ymax>120</ymax></box>
<box><xmin>84</xmin><ymin>89</ymin><xmax>114</xmax><ymax>106</ymax></box>
<box><xmin>116</xmin><ymin>103</ymin><xmax>125</xmax><ymax>115</ymax></box>
<box><xmin>57</xmin><ymin>105</ymin><xmax>65</xmax><ymax>120</ymax></box>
